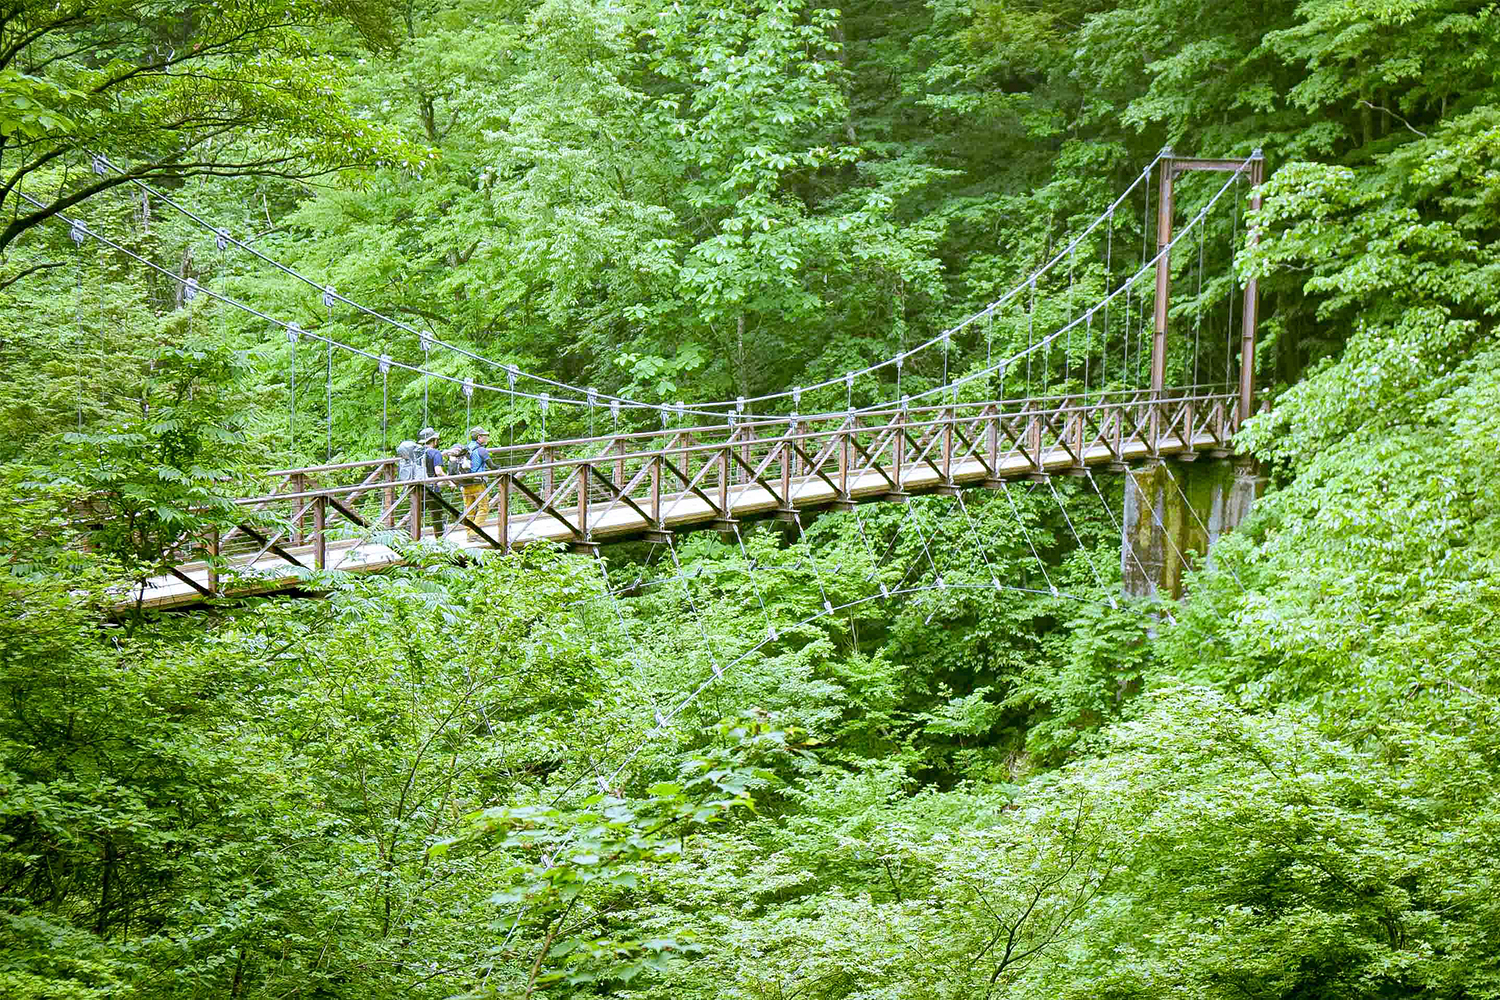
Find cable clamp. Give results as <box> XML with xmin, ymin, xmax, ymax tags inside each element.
<box><xmin>287</xmin><ymin>323</ymin><xmax>303</xmax><ymax>343</ymax></box>
<box><xmin>184</xmin><ymin>277</ymin><xmax>199</xmax><ymax>302</ymax></box>
<box><xmin>462</xmin><ymin>378</ymin><xmax>474</xmax><ymax>400</ymax></box>
<box><xmin>69</xmin><ymin>221</ymin><xmax>89</xmax><ymax>245</ymax></box>
<box><xmin>323</xmin><ymin>285</ymin><xmax>338</xmax><ymax>308</ymax></box>
<box><xmin>378</xmin><ymin>354</ymin><xmax>391</xmax><ymax>375</ymax></box>
<box><xmin>216</xmin><ymin>227</ymin><xmax>231</xmax><ymax>251</ymax></box>
<box><xmin>419</xmin><ymin>329</ymin><xmax>433</xmax><ymax>353</ymax></box>
<box><xmin>92</xmin><ymin>155</ymin><xmax>108</xmax><ymax>175</ymax></box>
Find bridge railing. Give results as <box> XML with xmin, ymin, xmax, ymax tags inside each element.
<box><xmin>253</xmin><ymin>384</ymin><xmax>1236</xmax><ymax>495</ymax></box>
<box><xmin>174</xmin><ymin>389</ymin><xmax>1240</xmax><ymax>593</ymax></box>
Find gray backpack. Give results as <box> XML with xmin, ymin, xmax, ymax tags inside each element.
<box><xmin>395</xmin><ymin>440</ymin><xmax>427</xmax><ymax>482</ymax></box>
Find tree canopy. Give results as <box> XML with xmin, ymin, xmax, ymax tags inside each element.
<box><xmin>2</xmin><ymin>0</ymin><xmax>1499</xmax><ymax>997</ymax></box>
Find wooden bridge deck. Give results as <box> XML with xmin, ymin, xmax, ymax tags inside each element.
<box><xmin>134</xmin><ymin>390</ymin><xmax>1240</xmax><ymax>610</ymax></box>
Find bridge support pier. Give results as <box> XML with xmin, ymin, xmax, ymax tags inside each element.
<box><xmin>1122</xmin><ymin>459</ymin><xmax>1263</xmax><ymax>600</ymax></box>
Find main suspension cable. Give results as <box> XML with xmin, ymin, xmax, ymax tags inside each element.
<box><xmin>93</xmin><ymin>151</ymin><xmax>1167</xmax><ymax>419</ymax></box>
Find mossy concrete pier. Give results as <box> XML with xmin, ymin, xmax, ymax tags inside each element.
<box><xmin>1122</xmin><ymin>459</ymin><xmax>1263</xmax><ymax>599</ymax></box>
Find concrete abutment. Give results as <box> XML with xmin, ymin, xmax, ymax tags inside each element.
<box><xmin>1122</xmin><ymin>458</ymin><xmax>1264</xmax><ymax>599</ymax></box>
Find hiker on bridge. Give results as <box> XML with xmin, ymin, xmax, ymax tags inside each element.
<box><xmin>418</xmin><ymin>427</ymin><xmax>448</xmax><ymax>538</ymax></box>
<box><xmin>461</xmin><ymin>426</ymin><xmax>492</xmax><ymax>542</ymax></box>
<box><xmin>394</xmin><ymin>430</ymin><xmax>450</xmax><ymax>540</ymax></box>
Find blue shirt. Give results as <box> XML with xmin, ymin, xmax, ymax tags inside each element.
<box><xmin>468</xmin><ymin>440</ymin><xmax>491</xmax><ymax>474</ymax></box>
<box><xmin>423</xmin><ymin>446</ymin><xmax>445</xmax><ymax>479</ymax></box>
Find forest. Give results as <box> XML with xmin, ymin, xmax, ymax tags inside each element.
<box><xmin>2</xmin><ymin>0</ymin><xmax>1500</xmax><ymax>996</ymax></box>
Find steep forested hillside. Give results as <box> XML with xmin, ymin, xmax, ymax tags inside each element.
<box><xmin>2</xmin><ymin>1</ymin><xmax>1499</xmax><ymax>997</ymax></box>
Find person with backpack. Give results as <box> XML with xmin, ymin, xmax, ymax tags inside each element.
<box><xmin>459</xmin><ymin>426</ymin><xmax>493</xmax><ymax>542</ymax></box>
<box><xmin>394</xmin><ymin>439</ymin><xmax>428</xmax><ymax>537</ymax></box>
<box><xmin>414</xmin><ymin>428</ymin><xmax>447</xmax><ymax>539</ymax></box>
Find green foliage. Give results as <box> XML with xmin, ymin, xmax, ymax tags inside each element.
<box><xmin>2</xmin><ymin>0</ymin><xmax>1500</xmax><ymax>995</ymax></box>
<box><xmin>1240</xmin><ymin>109</ymin><xmax>1500</xmax><ymax>469</ymax></box>
<box><xmin>0</xmin><ymin>1</ymin><xmax>427</xmax><ymax>255</ymax></box>
<box><xmin>61</xmin><ymin>341</ymin><xmax>248</xmax><ymax>608</ymax></box>
<box><xmin>443</xmin><ymin>712</ymin><xmax>793</xmax><ymax>993</ymax></box>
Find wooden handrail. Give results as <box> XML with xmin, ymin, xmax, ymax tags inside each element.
<box><xmin>256</xmin><ymin>390</ymin><xmax>1238</xmax><ymax>487</ymax></box>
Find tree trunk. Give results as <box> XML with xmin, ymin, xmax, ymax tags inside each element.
<box><xmin>96</xmin><ymin>837</ymin><xmax>117</xmax><ymax>936</ymax></box>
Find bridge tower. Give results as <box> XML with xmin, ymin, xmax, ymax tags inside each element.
<box><xmin>1126</xmin><ymin>149</ymin><xmax>1265</xmax><ymax>599</ymax></box>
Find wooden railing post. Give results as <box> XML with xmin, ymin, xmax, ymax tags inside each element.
<box><xmin>740</xmin><ymin>421</ymin><xmax>753</xmax><ymax>486</ymax></box>
<box><xmin>292</xmin><ymin>472</ymin><xmax>307</xmax><ymax>543</ymax></box>
<box><xmin>780</xmin><ymin>424</ymin><xmax>794</xmax><ymax>512</ymax></box>
<box><xmin>383</xmin><ymin>463</ymin><xmax>395</xmax><ymax>528</ymax></box>
<box><xmin>838</xmin><ymin>422</ymin><xmax>850</xmax><ymax>499</ymax></box>
<box><xmin>313</xmin><ymin>496</ymin><xmax>327</xmax><ymax>569</ymax></box>
<box><xmin>576</xmin><ymin>464</ymin><xmax>590</xmax><ymax>540</ymax></box>
<box><xmin>986</xmin><ymin>404</ymin><xmax>999</xmax><ymax>472</ymax></box>
<box><xmin>1027</xmin><ymin>405</ymin><xmax>1042</xmax><ymax>471</ymax></box>
<box><xmin>542</xmin><ymin>447</ymin><xmax>555</xmax><ymax>500</ymax></box>
<box><xmin>613</xmin><ymin>438</ymin><xmax>625</xmax><ymax>488</ymax></box>
<box><xmin>498</xmin><ymin>475</ymin><xmax>511</xmax><ymax>552</ymax></box>
<box><xmin>942</xmin><ymin>402</ymin><xmax>954</xmax><ymax>483</ymax></box>
<box><xmin>650</xmin><ymin>456</ymin><xmax>662</xmax><ymax>528</ymax></box>
<box><xmin>410</xmin><ymin>485</ymin><xmax>423</xmax><ymax>541</ymax></box>
<box><xmin>892</xmin><ymin>406</ymin><xmax>906</xmax><ymax>492</ymax></box>
<box><xmin>1074</xmin><ymin>407</ymin><xmax>1086</xmax><ymax>467</ymax></box>
<box><xmin>206</xmin><ymin>526</ymin><xmax>219</xmax><ymax>595</ymax></box>
<box><xmin>717</xmin><ymin>446</ymin><xmax>730</xmax><ymax>516</ymax></box>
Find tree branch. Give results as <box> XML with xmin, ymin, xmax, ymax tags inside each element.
<box><xmin>0</xmin><ymin>259</ymin><xmax>66</xmax><ymax>291</ymax></box>
<box><xmin>1356</xmin><ymin>100</ymin><xmax>1427</xmax><ymax>139</ymax></box>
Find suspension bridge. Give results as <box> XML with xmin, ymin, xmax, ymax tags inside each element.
<box><xmin>51</xmin><ymin>149</ymin><xmax>1267</xmax><ymax>612</ymax></box>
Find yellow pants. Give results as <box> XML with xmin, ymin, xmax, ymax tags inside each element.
<box><xmin>461</xmin><ymin>482</ymin><xmax>491</xmax><ymax>541</ymax></box>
